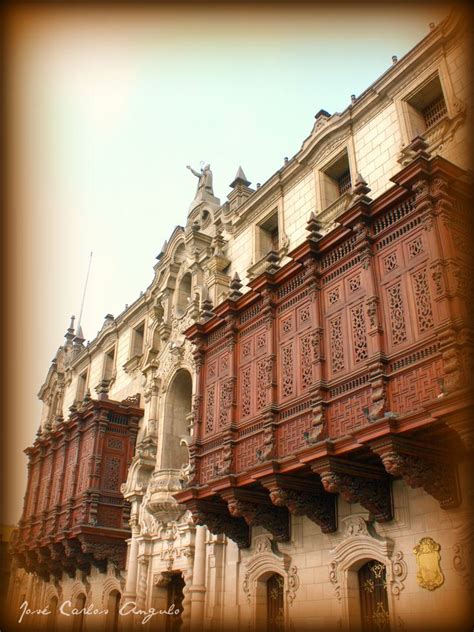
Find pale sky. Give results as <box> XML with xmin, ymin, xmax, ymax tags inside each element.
<box><xmin>4</xmin><ymin>3</ymin><xmax>451</xmax><ymax>524</ymax></box>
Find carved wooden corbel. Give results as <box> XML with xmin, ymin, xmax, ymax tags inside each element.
<box><xmin>187</xmin><ymin>497</ymin><xmax>250</xmax><ymax>549</ymax></box>
<box><xmin>311</xmin><ymin>457</ymin><xmax>393</xmax><ymax>522</ymax></box>
<box><xmin>369</xmin><ymin>435</ymin><xmax>460</xmax><ymax>509</ymax></box>
<box><xmin>261</xmin><ymin>474</ymin><xmax>337</xmax><ymax>533</ymax></box>
<box><xmin>221</xmin><ymin>488</ymin><xmax>290</xmax><ymax>542</ymax></box>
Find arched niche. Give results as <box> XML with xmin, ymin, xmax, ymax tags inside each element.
<box><xmin>105</xmin><ymin>589</ymin><xmax>121</xmax><ymax>632</ymax></box>
<box><xmin>175</xmin><ymin>272</ymin><xmax>192</xmax><ymax>317</ymax></box>
<box><xmin>161</xmin><ymin>369</ymin><xmax>193</xmax><ymax>470</ymax></box>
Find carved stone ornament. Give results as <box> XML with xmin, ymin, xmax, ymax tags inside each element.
<box><xmin>413</xmin><ymin>537</ymin><xmax>444</xmax><ymax>591</ymax></box>
<box><xmin>242</xmin><ymin>535</ymin><xmax>300</xmax><ymax>608</ymax></box>
<box><xmin>329</xmin><ymin>515</ymin><xmax>407</xmax><ymax>603</ymax></box>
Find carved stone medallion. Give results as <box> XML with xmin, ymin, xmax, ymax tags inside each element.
<box><xmin>413</xmin><ymin>537</ymin><xmax>444</xmax><ymax>591</ymax></box>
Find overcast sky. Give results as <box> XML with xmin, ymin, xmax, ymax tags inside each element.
<box><xmin>5</xmin><ymin>2</ymin><xmax>451</xmax><ymax>524</ymax></box>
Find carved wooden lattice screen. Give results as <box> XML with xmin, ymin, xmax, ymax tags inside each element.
<box><xmin>358</xmin><ymin>561</ymin><xmax>390</xmax><ymax>632</ymax></box>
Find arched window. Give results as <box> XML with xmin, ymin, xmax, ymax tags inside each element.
<box><xmin>176</xmin><ymin>273</ymin><xmax>192</xmax><ymax>317</ymax></box>
<box><xmin>266</xmin><ymin>573</ymin><xmax>284</xmax><ymax>632</ymax></box>
<box><xmin>105</xmin><ymin>590</ymin><xmax>121</xmax><ymax>632</ymax></box>
<box><xmin>162</xmin><ymin>370</ymin><xmax>193</xmax><ymax>470</ymax></box>
<box><xmin>358</xmin><ymin>560</ymin><xmax>390</xmax><ymax>632</ymax></box>
<box><xmin>72</xmin><ymin>593</ymin><xmax>86</xmax><ymax>632</ymax></box>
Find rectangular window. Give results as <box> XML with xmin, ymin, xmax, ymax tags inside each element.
<box><xmin>76</xmin><ymin>370</ymin><xmax>88</xmax><ymax>402</ymax></box>
<box><xmin>103</xmin><ymin>346</ymin><xmax>116</xmax><ymax>381</ymax></box>
<box><xmin>405</xmin><ymin>74</ymin><xmax>447</xmax><ymax>136</ymax></box>
<box><xmin>256</xmin><ymin>212</ymin><xmax>279</xmax><ymax>261</ymax></box>
<box><xmin>131</xmin><ymin>323</ymin><xmax>145</xmax><ymax>358</ymax></box>
<box><xmin>320</xmin><ymin>150</ymin><xmax>351</xmax><ymax>209</ymax></box>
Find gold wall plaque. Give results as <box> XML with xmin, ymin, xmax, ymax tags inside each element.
<box><xmin>413</xmin><ymin>537</ymin><xmax>444</xmax><ymax>590</ymax></box>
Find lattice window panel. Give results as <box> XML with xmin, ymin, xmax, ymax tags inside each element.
<box><xmin>97</xmin><ymin>505</ymin><xmax>122</xmax><ymax>528</ymax></box>
<box><xmin>281</xmin><ymin>343</ymin><xmax>295</xmax><ymax>399</ymax></box>
<box><xmin>256</xmin><ymin>359</ymin><xmax>268</xmax><ymax>410</ymax></box>
<box><xmin>326</xmin><ymin>389</ymin><xmax>371</xmax><ymax>437</ymax></box>
<box><xmin>103</xmin><ymin>456</ymin><xmax>122</xmax><ymax>491</ymax></box>
<box><xmin>411</xmin><ymin>268</ymin><xmax>434</xmax><ymax>333</ymax></box>
<box><xmin>300</xmin><ymin>335</ymin><xmax>313</xmax><ymax>389</ymax></box>
<box><xmin>329</xmin><ymin>314</ymin><xmax>345</xmax><ymax>373</ymax></box>
<box><xmin>350</xmin><ymin>303</ymin><xmax>369</xmax><ymax>363</ymax></box>
<box><xmin>387</xmin><ymin>283</ymin><xmax>408</xmax><ymax>346</ymax></box>
<box><xmin>234</xmin><ymin>433</ymin><xmax>264</xmax><ymax>471</ymax></box>
<box><xmin>199</xmin><ymin>451</ymin><xmax>223</xmax><ymax>483</ymax></box>
<box><xmin>240</xmin><ymin>367</ymin><xmax>252</xmax><ymax>418</ymax></box>
<box><xmin>389</xmin><ymin>359</ymin><xmax>444</xmax><ymax>412</ymax></box>
<box><xmin>205</xmin><ymin>385</ymin><xmax>216</xmax><ymax>433</ymax></box>
<box><xmin>276</xmin><ymin>414</ymin><xmax>312</xmax><ymax>456</ymax></box>
<box><xmin>338</xmin><ymin>170</ymin><xmax>352</xmax><ymax>195</ymax></box>
<box><xmin>423</xmin><ymin>95</ymin><xmax>447</xmax><ymax>128</ymax></box>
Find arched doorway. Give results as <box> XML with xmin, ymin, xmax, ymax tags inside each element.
<box><xmin>162</xmin><ymin>370</ymin><xmax>192</xmax><ymax>470</ymax></box>
<box><xmin>358</xmin><ymin>560</ymin><xmax>390</xmax><ymax>632</ymax></box>
<box><xmin>165</xmin><ymin>573</ymin><xmax>185</xmax><ymax>632</ymax></box>
<box><xmin>266</xmin><ymin>573</ymin><xmax>285</xmax><ymax>632</ymax></box>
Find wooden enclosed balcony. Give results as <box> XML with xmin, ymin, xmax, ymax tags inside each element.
<box><xmin>175</xmin><ymin>151</ymin><xmax>472</xmax><ymax>546</ymax></box>
<box><xmin>11</xmin><ymin>395</ymin><xmax>143</xmax><ymax>579</ymax></box>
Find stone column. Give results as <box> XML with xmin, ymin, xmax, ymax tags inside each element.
<box><xmin>122</xmin><ymin>518</ymin><xmax>140</xmax><ymax>605</ymax></box>
<box><xmin>189</xmin><ymin>525</ymin><xmax>207</xmax><ymax>632</ymax></box>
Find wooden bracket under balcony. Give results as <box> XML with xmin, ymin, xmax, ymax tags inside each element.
<box><xmin>259</xmin><ymin>473</ymin><xmax>337</xmax><ymax>533</ymax></box>
<box><xmin>310</xmin><ymin>456</ymin><xmax>393</xmax><ymax>522</ymax></box>
<box><xmin>186</xmin><ymin>496</ymin><xmax>251</xmax><ymax>549</ymax></box>
<box><xmin>367</xmin><ymin>434</ymin><xmax>460</xmax><ymax>509</ymax></box>
<box><xmin>219</xmin><ymin>487</ymin><xmax>290</xmax><ymax>542</ymax></box>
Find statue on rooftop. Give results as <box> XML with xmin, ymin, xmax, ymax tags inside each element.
<box><xmin>186</xmin><ymin>162</ymin><xmax>214</xmax><ymax>201</ymax></box>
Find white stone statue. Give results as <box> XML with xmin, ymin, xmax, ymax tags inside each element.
<box><xmin>186</xmin><ymin>162</ymin><xmax>214</xmax><ymax>200</ymax></box>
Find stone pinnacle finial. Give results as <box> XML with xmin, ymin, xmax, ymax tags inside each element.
<box><xmin>409</xmin><ymin>133</ymin><xmax>430</xmax><ymax>159</ymax></box>
<box><xmin>73</xmin><ymin>325</ymin><xmax>85</xmax><ymax>348</ymax></box>
<box><xmin>352</xmin><ymin>174</ymin><xmax>371</xmax><ymax>198</ymax></box>
<box><xmin>230</xmin><ymin>166</ymin><xmax>251</xmax><ymax>189</ymax></box>
<box><xmin>265</xmin><ymin>250</ymin><xmax>280</xmax><ymax>275</ymax></box>
<box><xmin>65</xmin><ymin>315</ymin><xmax>76</xmax><ymax>344</ymax></box>
<box><xmin>228</xmin><ymin>273</ymin><xmax>243</xmax><ymax>301</ymax></box>
<box><xmin>200</xmin><ymin>287</ymin><xmax>215</xmax><ymax>322</ymax></box>
<box><xmin>306</xmin><ymin>212</ymin><xmax>323</xmax><ymax>242</ymax></box>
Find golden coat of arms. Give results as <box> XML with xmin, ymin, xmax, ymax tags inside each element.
<box><xmin>413</xmin><ymin>537</ymin><xmax>444</xmax><ymax>590</ymax></box>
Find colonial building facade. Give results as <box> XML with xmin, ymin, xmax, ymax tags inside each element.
<box><xmin>8</xmin><ymin>12</ymin><xmax>472</xmax><ymax>632</ymax></box>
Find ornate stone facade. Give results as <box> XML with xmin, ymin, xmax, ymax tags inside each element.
<box><xmin>7</xmin><ymin>12</ymin><xmax>472</xmax><ymax>632</ymax></box>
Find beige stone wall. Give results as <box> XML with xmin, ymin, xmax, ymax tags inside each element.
<box><xmin>210</xmin><ymin>476</ymin><xmax>472</xmax><ymax>632</ymax></box>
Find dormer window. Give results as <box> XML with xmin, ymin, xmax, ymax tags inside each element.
<box><xmin>405</xmin><ymin>74</ymin><xmax>448</xmax><ymax>135</ymax></box>
<box><xmin>76</xmin><ymin>369</ymin><xmax>88</xmax><ymax>402</ymax></box>
<box><xmin>256</xmin><ymin>211</ymin><xmax>279</xmax><ymax>260</ymax></box>
<box><xmin>130</xmin><ymin>322</ymin><xmax>145</xmax><ymax>358</ymax></box>
<box><xmin>103</xmin><ymin>346</ymin><xmax>116</xmax><ymax>381</ymax></box>
<box><xmin>320</xmin><ymin>150</ymin><xmax>352</xmax><ymax>209</ymax></box>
